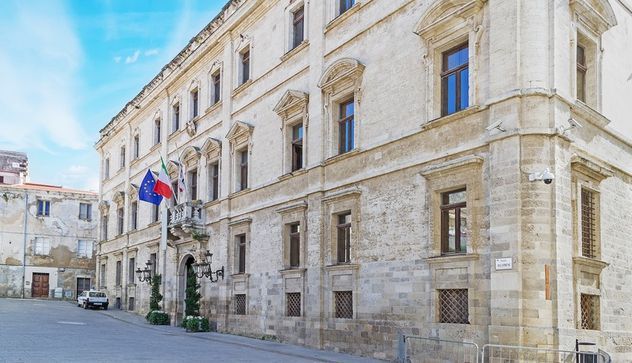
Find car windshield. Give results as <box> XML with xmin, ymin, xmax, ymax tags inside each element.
<box><xmin>88</xmin><ymin>292</ymin><xmax>106</xmax><ymax>297</ymax></box>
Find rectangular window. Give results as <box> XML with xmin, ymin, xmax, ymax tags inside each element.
<box><xmin>212</xmin><ymin>71</ymin><xmax>221</xmax><ymax>105</ymax></box>
<box><xmin>286</xmin><ymin>292</ymin><xmax>301</xmax><ymax>317</ymax></box>
<box><xmin>171</xmin><ymin>180</ymin><xmax>178</xmax><ymax>201</ymax></box>
<box><xmin>172</xmin><ymin>103</ymin><xmax>180</xmax><ymax>133</ymax></box>
<box><xmin>338</xmin><ymin>98</ymin><xmax>354</xmax><ymax>154</ymax></box>
<box><xmin>239</xmin><ymin>150</ymin><xmax>248</xmax><ymax>191</ymax></box>
<box><xmin>152</xmin><ymin>204</ymin><xmax>160</xmax><ymax>223</ymax></box>
<box><xmin>581</xmin><ymin>188</ymin><xmax>597</xmax><ymax>258</ymax></box>
<box><xmin>580</xmin><ymin>294</ymin><xmax>599</xmax><ymax>330</ymax></box>
<box><xmin>33</xmin><ymin>237</ymin><xmax>50</xmax><ymax>256</ymax></box>
<box><xmin>339</xmin><ymin>0</ymin><xmax>355</xmax><ymax>15</ymax></box>
<box><xmin>100</xmin><ymin>263</ymin><xmax>106</xmax><ymax>286</ymax></box>
<box><xmin>115</xmin><ymin>260</ymin><xmax>122</xmax><ymax>286</ymax></box>
<box><xmin>130</xmin><ymin>202</ymin><xmax>138</xmax><ymax>231</ymax></box>
<box><xmin>77</xmin><ymin>240</ymin><xmax>93</xmax><ymax>258</ymax></box>
<box><xmin>336</xmin><ymin>212</ymin><xmax>351</xmax><ymax>263</ymax></box>
<box><xmin>150</xmin><ymin>253</ymin><xmax>157</xmax><ymax>276</ymax></box>
<box><xmin>234</xmin><ymin>294</ymin><xmax>246</xmax><ymax>315</ymax></box>
<box><xmin>292</xmin><ymin>6</ymin><xmax>305</xmax><ymax>49</ymax></box>
<box><xmin>37</xmin><ymin>200</ymin><xmax>51</xmax><ymax>217</ymax></box>
<box><xmin>79</xmin><ymin>203</ymin><xmax>92</xmax><ymax>221</ymax></box>
<box><xmin>105</xmin><ymin>158</ymin><xmax>110</xmax><ymax>179</ymax></box>
<box><xmin>191</xmin><ymin>89</ymin><xmax>199</xmax><ymax>118</ymax></box>
<box><xmin>128</xmin><ymin>257</ymin><xmax>135</xmax><ymax>284</ymax></box>
<box><xmin>154</xmin><ymin>119</ymin><xmax>161</xmax><ymax>145</ymax></box>
<box><xmin>441</xmin><ymin>189</ymin><xmax>467</xmax><ymax>254</ymax></box>
<box><xmin>117</xmin><ymin>208</ymin><xmax>124</xmax><ymax>235</ymax></box>
<box><xmin>240</xmin><ymin>49</ymin><xmax>250</xmax><ymax>85</ymax></box>
<box><xmin>334</xmin><ymin>291</ymin><xmax>353</xmax><ymax>319</ymax></box>
<box><xmin>441</xmin><ymin>43</ymin><xmax>469</xmax><ymax>116</ymax></box>
<box><xmin>189</xmin><ymin>169</ymin><xmax>198</xmax><ymax>201</ymax></box>
<box><xmin>102</xmin><ymin>216</ymin><xmax>108</xmax><ymax>240</ymax></box>
<box><xmin>291</xmin><ymin>124</ymin><xmax>303</xmax><ymax>171</ymax></box>
<box><xmin>237</xmin><ymin>234</ymin><xmax>246</xmax><ymax>274</ymax></box>
<box><xmin>289</xmin><ymin>223</ymin><xmax>300</xmax><ymax>268</ymax></box>
<box><xmin>439</xmin><ymin>289</ymin><xmax>469</xmax><ymax>324</ymax></box>
<box><xmin>209</xmin><ymin>162</ymin><xmax>219</xmax><ymax>201</ymax></box>
<box><xmin>577</xmin><ymin>45</ymin><xmax>587</xmax><ymax>102</ymax></box>
<box><xmin>120</xmin><ymin>146</ymin><xmax>126</xmax><ymax>169</ymax></box>
<box><xmin>133</xmin><ymin>135</ymin><xmax>140</xmax><ymax>160</ymax></box>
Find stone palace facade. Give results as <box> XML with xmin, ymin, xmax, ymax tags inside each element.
<box><xmin>95</xmin><ymin>0</ymin><xmax>632</xmax><ymax>360</ymax></box>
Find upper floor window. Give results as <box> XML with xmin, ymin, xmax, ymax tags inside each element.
<box><xmin>133</xmin><ymin>135</ymin><xmax>140</xmax><ymax>160</ymax></box>
<box><xmin>237</xmin><ymin>234</ymin><xmax>246</xmax><ymax>274</ymax></box>
<box><xmin>191</xmin><ymin>88</ymin><xmax>199</xmax><ymax>119</ymax></box>
<box><xmin>240</xmin><ymin>48</ymin><xmax>251</xmax><ymax>85</ymax></box>
<box><xmin>117</xmin><ymin>207</ymin><xmax>124</xmax><ymax>235</ymax></box>
<box><xmin>79</xmin><ymin>203</ymin><xmax>92</xmax><ymax>221</ymax></box>
<box><xmin>336</xmin><ymin>212</ymin><xmax>351</xmax><ymax>263</ymax></box>
<box><xmin>149</xmin><ymin>253</ymin><xmax>157</xmax><ymax>276</ymax></box>
<box><xmin>338</xmin><ymin>98</ymin><xmax>354</xmax><ymax>154</ymax></box>
<box><xmin>130</xmin><ymin>201</ymin><xmax>138</xmax><ymax>231</ymax></box>
<box><xmin>239</xmin><ymin>149</ymin><xmax>248</xmax><ymax>191</ymax></box>
<box><xmin>101</xmin><ymin>215</ymin><xmax>108</xmax><ymax>240</ymax></box>
<box><xmin>172</xmin><ymin>103</ymin><xmax>180</xmax><ymax>133</ymax></box>
<box><xmin>115</xmin><ymin>260</ymin><xmax>122</xmax><ymax>286</ymax></box>
<box><xmin>119</xmin><ymin>146</ymin><xmax>126</xmax><ymax>169</ymax></box>
<box><xmin>128</xmin><ymin>257</ymin><xmax>135</xmax><ymax>284</ymax></box>
<box><xmin>339</xmin><ymin>0</ymin><xmax>355</xmax><ymax>15</ymax></box>
<box><xmin>291</xmin><ymin>124</ymin><xmax>304</xmax><ymax>171</ymax></box>
<box><xmin>440</xmin><ymin>189</ymin><xmax>467</xmax><ymax>254</ymax></box>
<box><xmin>441</xmin><ymin>43</ymin><xmax>469</xmax><ymax>116</ymax></box>
<box><xmin>577</xmin><ymin>45</ymin><xmax>587</xmax><ymax>103</ymax></box>
<box><xmin>154</xmin><ymin>119</ymin><xmax>161</xmax><ymax>145</ymax></box>
<box><xmin>151</xmin><ymin>204</ymin><xmax>160</xmax><ymax>223</ymax></box>
<box><xmin>37</xmin><ymin>200</ymin><xmax>50</xmax><ymax>217</ymax></box>
<box><xmin>209</xmin><ymin>162</ymin><xmax>219</xmax><ymax>201</ymax></box>
<box><xmin>33</xmin><ymin>237</ymin><xmax>50</xmax><ymax>256</ymax></box>
<box><xmin>188</xmin><ymin>169</ymin><xmax>198</xmax><ymax>201</ymax></box>
<box><xmin>289</xmin><ymin>223</ymin><xmax>301</xmax><ymax>268</ymax></box>
<box><xmin>580</xmin><ymin>188</ymin><xmax>598</xmax><ymax>258</ymax></box>
<box><xmin>104</xmin><ymin>158</ymin><xmax>110</xmax><ymax>179</ymax></box>
<box><xmin>77</xmin><ymin>240</ymin><xmax>93</xmax><ymax>258</ymax></box>
<box><xmin>211</xmin><ymin>71</ymin><xmax>221</xmax><ymax>105</ymax></box>
<box><xmin>292</xmin><ymin>6</ymin><xmax>305</xmax><ymax>49</ymax></box>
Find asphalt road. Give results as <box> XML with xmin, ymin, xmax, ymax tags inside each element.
<box><xmin>0</xmin><ymin>299</ymin><xmax>381</xmax><ymax>363</ymax></box>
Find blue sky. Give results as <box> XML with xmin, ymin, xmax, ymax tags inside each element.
<box><xmin>0</xmin><ymin>0</ymin><xmax>224</xmax><ymax>191</ymax></box>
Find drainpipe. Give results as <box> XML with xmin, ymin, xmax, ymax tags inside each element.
<box><xmin>21</xmin><ymin>191</ymin><xmax>28</xmax><ymax>299</ymax></box>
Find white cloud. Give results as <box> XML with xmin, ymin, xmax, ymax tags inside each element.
<box><xmin>144</xmin><ymin>48</ymin><xmax>159</xmax><ymax>57</ymax></box>
<box><xmin>0</xmin><ymin>0</ymin><xmax>88</xmax><ymax>151</ymax></box>
<box><xmin>125</xmin><ymin>50</ymin><xmax>140</xmax><ymax>64</ymax></box>
<box><xmin>57</xmin><ymin>164</ymin><xmax>98</xmax><ymax>192</ymax></box>
<box><xmin>113</xmin><ymin>56</ymin><xmax>122</xmax><ymax>63</ymax></box>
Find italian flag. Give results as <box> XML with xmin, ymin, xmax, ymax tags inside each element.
<box><xmin>153</xmin><ymin>156</ymin><xmax>174</xmax><ymax>199</ymax></box>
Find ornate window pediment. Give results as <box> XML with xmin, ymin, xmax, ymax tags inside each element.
<box><xmin>112</xmin><ymin>191</ymin><xmax>125</xmax><ymax>207</ymax></box>
<box><xmin>414</xmin><ymin>0</ymin><xmax>486</xmax><ymax>40</ymax></box>
<box><xmin>226</xmin><ymin>121</ymin><xmax>253</xmax><ymax>151</ymax></box>
<box><xmin>98</xmin><ymin>200</ymin><xmax>110</xmax><ymax>214</ymax></box>
<box><xmin>201</xmin><ymin>137</ymin><xmax>222</xmax><ymax>160</ymax></box>
<box><xmin>180</xmin><ymin>145</ymin><xmax>201</xmax><ymax>167</ymax></box>
<box><xmin>570</xmin><ymin>0</ymin><xmax>617</xmax><ymax>35</ymax></box>
<box><xmin>317</xmin><ymin>58</ymin><xmax>365</xmax><ymax>94</ymax></box>
<box><xmin>273</xmin><ymin>90</ymin><xmax>308</xmax><ymax>120</ymax></box>
<box><xmin>128</xmin><ymin>184</ymin><xmax>139</xmax><ymax>202</ymax></box>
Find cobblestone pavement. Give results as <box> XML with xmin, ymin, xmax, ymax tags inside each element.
<box><xmin>0</xmin><ymin>299</ymin><xmax>384</xmax><ymax>363</ymax></box>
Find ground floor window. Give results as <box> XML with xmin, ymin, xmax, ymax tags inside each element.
<box><xmin>334</xmin><ymin>291</ymin><xmax>353</xmax><ymax>319</ymax></box>
<box><xmin>438</xmin><ymin>289</ymin><xmax>469</xmax><ymax>324</ymax></box>
<box><xmin>234</xmin><ymin>294</ymin><xmax>246</xmax><ymax>315</ymax></box>
<box><xmin>580</xmin><ymin>294</ymin><xmax>600</xmax><ymax>330</ymax></box>
<box><xmin>286</xmin><ymin>293</ymin><xmax>301</xmax><ymax>317</ymax></box>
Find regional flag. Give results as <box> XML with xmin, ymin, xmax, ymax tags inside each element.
<box><xmin>154</xmin><ymin>156</ymin><xmax>174</xmax><ymax>199</ymax></box>
<box><xmin>138</xmin><ymin>170</ymin><xmax>163</xmax><ymax>206</ymax></box>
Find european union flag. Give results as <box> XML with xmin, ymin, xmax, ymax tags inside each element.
<box><xmin>139</xmin><ymin>169</ymin><xmax>163</xmax><ymax>206</ymax></box>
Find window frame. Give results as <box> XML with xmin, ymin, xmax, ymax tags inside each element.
<box><xmin>208</xmin><ymin>162</ymin><xmax>219</xmax><ymax>201</ymax></box>
<box><xmin>440</xmin><ymin>42</ymin><xmax>469</xmax><ymax>117</ymax></box>
<box><xmin>240</xmin><ymin>48</ymin><xmax>251</xmax><ymax>86</ymax></box>
<box><xmin>130</xmin><ymin>201</ymin><xmax>138</xmax><ymax>231</ymax></box>
<box><xmin>172</xmin><ymin>103</ymin><xmax>180</xmax><ymax>134</ymax></box>
<box><xmin>154</xmin><ymin>118</ymin><xmax>161</xmax><ymax>145</ymax></box>
<box><xmin>238</xmin><ymin>149</ymin><xmax>249</xmax><ymax>191</ymax></box>
<box><xmin>440</xmin><ymin>188</ymin><xmax>468</xmax><ymax>255</ymax></box>
<box><xmin>337</xmin><ymin>97</ymin><xmax>355</xmax><ymax>155</ymax></box>
<box><xmin>190</xmin><ymin>88</ymin><xmax>199</xmax><ymax>119</ymax></box>
<box><xmin>76</xmin><ymin>240</ymin><xmax>93</xmax><ymax>258</ymax></box>
<box><xmin>188</xmin><ymin>168</ymin><xmax>198</xmax><ymax>201</ymax></box>
<box><xmin>128</xmin><ymin>257</ymin><xmax>135</xmax><ymax>284</ymax></box>
<box><xmin>291</xmin><ymin>124</ymin><xmax>304</xmax><ymax>171</ymax></box>
<box><xmin>79</xmin><ymin>203</ymin><xmax>92</xmax><ymax>221</ymax></box>
<box><xmin>119</xmin><ymin>145</ymin><xmax>126</xmax><ymax>169</ymax></box>
<box><xmin>292</xmin><ymin>6</ymin><xmax>305</xmax><ymax>50</ymax></box>
<box><xmin>289</xmin><ymin>223</ymin><xmax>301</xmax><ymax>268</ymax></box>
<box><xmin>117</xmin><ymin>207</ymin><xmax>124</xmax><ymax>236</ymax></box>
<box><xmin>211</xmin><ymin>70</ymin><xmax>222</xmax><ymax>105</ymax></box>
<box><xmin>33</xmin><ymin>237</ymin><xmax>50</xmax><ymax>256</ymax></box>
<box><xmin>133</xmin><ymin>135</ymin><xmax>140</xmax><ymax>160</ymax></box>
<box><xmin>37</xmin><ymin>200</ymin><xmax>51</xmax><ymax>217</ymax></box>
<box><xmin>336</xmin><ymin>212</ymin><xmax>352</xmax><ymax>264</ymax></box>
<box><xmin>236</xmin><ymin>234</ymin><xmax>246</xmax><ymax>274</ymax></box>
<box><xmin>338</xmin><ymin>0</ymin><xmax>355</xmax><ymax>16</ymax></box>
<box><xmin>115</xmin><ymin>260</ymin><xmax>122</xmax><ymax>286</ymax></box>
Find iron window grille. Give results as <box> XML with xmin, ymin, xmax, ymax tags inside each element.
<box><xmin>439</xmin><ymin>289</ymin><xmax>469</xmax><ymax>324</ymax></box>
<box><xmin>334</xmin><ymin>291</ymin><xmax>353</xmax><ymax>319</ymax></box>
<box><xmin>581</xmin><ymin>188</ymin><xmax>597</xmax><ymax>259</ymax></box>
<box><xmin>234</xmin><ymin>294</ymin><xmax>246</xmax><ymax>315</ymax></box>
<box><xmin>580</xmin><ymin>294</ymin><xmax>599</xmax><ymax>330</ymax></box>
<box><xmin>286</xmin><ymin>293</ymin><xmax>301</xmax><ymax>317</ymax></box>
<box><xmin>336</xmin><ymin>212</ymin><xmax>352</xmax><ymax>263</ymax></box>
<box><xmin>441</xmin><ymin>43</ymin><xmax>469</xmax><ymax>116</ymax></box>
<box><xmin>440</xmin><ymin>189</ymin><xmax>468</xmax><ymax>255</ymax></box>
<box><xmin>338</xmin><ymin>98</ymin><xmax>355</xmax><ymax>154</ymax></box>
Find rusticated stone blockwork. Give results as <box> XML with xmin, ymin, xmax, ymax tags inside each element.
<box><xmin>95</xmin><ymin>0</ymin><xmax>632</xmax><ymax>361</ymax></box>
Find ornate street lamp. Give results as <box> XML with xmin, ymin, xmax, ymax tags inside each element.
<box><xmin>135</xmin><ymin>260</ymin><xmax>153</xmax><ymax>284</ymax></box>
<box><xmin>193</xmin><ymin>250</ymin><xmax>224</xmax><ymax>282</ymax></box>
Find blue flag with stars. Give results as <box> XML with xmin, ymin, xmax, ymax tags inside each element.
<box><xmin>139</xmin><ymin>169</ymin><xmax>163</xmax><ymax>206</ymax></box>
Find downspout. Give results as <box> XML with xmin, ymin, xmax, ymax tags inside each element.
<box><xmin>21</xmin><ymin>191</ymin><xmax>28</xmax><ymax>299</ymax></box>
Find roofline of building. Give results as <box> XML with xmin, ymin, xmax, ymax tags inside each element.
<box><xmin>0</xmin><ymin>182</ymin><xmax>98</xmax><ymax>196</ymax></box>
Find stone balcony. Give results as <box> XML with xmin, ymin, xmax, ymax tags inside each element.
<box><xmin>168</xmin><ymin>202</ymin><xmax>203</xmax><ymax>240</ymax></box>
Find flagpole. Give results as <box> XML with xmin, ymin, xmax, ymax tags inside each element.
<box><xmin>157</xmin><ymin>153</ymin><xmax>168</xmax><ymax>317</ymax></box>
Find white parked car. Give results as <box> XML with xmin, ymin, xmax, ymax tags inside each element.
<box><xmin>77</xmin><ymin>290</ymin><xmax>109</xmax><ymax>310</ymax></box>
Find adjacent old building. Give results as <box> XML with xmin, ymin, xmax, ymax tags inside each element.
<box><xmin>0</xmin><ymin>150</ymin><xmax>28</xmax><ymax>185</ymax></box>
<box><xmin>95</xmin><ymin>0</ymin><xmax>632</xmax><ymax>360</ymax></box>
<box><xmin>0</xmin><ymin>183</ymin><xmax>98</xmax><ymax>299</ymax></box>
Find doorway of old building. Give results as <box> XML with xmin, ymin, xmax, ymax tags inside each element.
<box><xmin>32</xmin><ymin>273</ymin><xmax>49</xmax><ymax>298</ymax></box>
<box><xmin>76</xmin><ymin>277</ymin><xmax>90</xmax><ymax>298</ymax></box>
<box><xmin>176</xmin><ymin>255</ymin><xmax>195</xmax><ymax>323</ymax></box>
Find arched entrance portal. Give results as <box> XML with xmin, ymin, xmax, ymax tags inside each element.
<box><xmin>175</xmin><ymin>254</ymin><xmax>195</xmax><ymax>323</ymax></box>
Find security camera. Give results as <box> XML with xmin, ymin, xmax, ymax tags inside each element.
<box><xmin>485</xmin><ymin>120</ymin><xmax>506</xmax><ymax>133</ymax></box>
<box><xmin>559</xmin><ymin>118</ymin><xmax>583</xmax><ymax>134</ymax></box>
<box><xmin>529</xmin><ymin>168</ymin><xmax>555</xmax><ymax>184</ymax></box>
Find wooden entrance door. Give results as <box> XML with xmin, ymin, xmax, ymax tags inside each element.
<box><xmin>32</xmin><ymin>273</ymin><xmax>49</xmax><ymax>298</ymax></box>
<box><xmin>76</xmin><ymin>277</ymin><xmax>90</xmax><ymax>298</ymax></box>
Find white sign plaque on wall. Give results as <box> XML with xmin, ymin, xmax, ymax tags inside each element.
<box><xmin>495</xmin><ymin>258</ymin><xmax>513</xmax><ymax>270</ymax></box>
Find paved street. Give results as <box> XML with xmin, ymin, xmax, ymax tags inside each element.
<box><xmin>0</xmin><ymin>299</ymin><xmax>383</xmax><ymax>363</ymax></box>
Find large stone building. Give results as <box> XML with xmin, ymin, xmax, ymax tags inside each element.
<box><xmin>0</xmin><ymin>183</ymin><xmax>98</xmax><ymax>299</ymax></box>
<box><xmin>95</xmin><ymin>0</ymin><xmax>632</xmax><ymax>360</ymax></box>
<box><xmin>0</xmin><ymin>150</ymin><xmax>28</xmax><ymax>185</ymax></box>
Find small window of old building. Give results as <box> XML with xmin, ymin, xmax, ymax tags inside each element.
<box><xmin>117</xmin><ymin>207</ymin><xmax>124</xmax><ymax>235</ymax></box>
<box><xmin>33</xmin><ymin>237</ymin><xmax>50</xmax><ymax>256</ymax></box>
<box><xmin>237</xmin><ymin>234</ymin><xmax>246</xmax><ymax>274</ymax></box>
<box><xmin>439</xmin><ymin>289</ymin><xmax>469</xmax><ymax>324</ymax></box>
<box><xmin>581</xmin><ymin>188</ymin><xmax>598</xmax><ymax>258</ymax></box>
<box><xmin>120</xmin><ymin>146</ymin><xmax>126</xmax><ymax>169</ymax></box>
<box><xmin>188</xmin><ymin>169</ymin><xmax>198</xmax><ymax>201</ymax></box>
<box><xmin>334</xmin><ymin>291</ymin><xmax>353</xmax><ymax>319</ymax></box>
<box><xmin>115</xmin><ymin>260</ymin><xmax>122</xmax><ymax>286</ymax></box>
<box><xmin>191</xmin><ymin>88</ymin><xmax>199</xmax><ymax>119</ymax></box>
<box><xmin>212</xmin><ymin>71</ymin><xmax>221</xmax><ymax>105</ymax></box>
<box><xmin>209</xmin><ymin>162</ymin><xmax>219</xmax><ymax>201</ymax></box>
<box><xmin>240</xmin><ymin>48</ymin><xmax>250</xmax><ymax>85</ymax></box>
<box><xmin>291</xmin><ymin>124</ymin><xmax>304</xmax><ymax>171</ymax></box>
<box><xmin>133</xmin><ymin>135</ymin><xmax>140</xmax><ymax>160</ymax></box>
<box><xmin>441</xmin><ymin>43</ymin><xmax>469</xmax><ymax>116</ymax></box>
<box><xmin>440</xmin><ymin>189</ymin><xmax>467</xmax><ymax>254</ymax></box>
<box><xmin>130</xmin><ymin>202</ymin><xmax>138</xmax><ymax>231</ymax></box>
<box><xmin>580</xmin><ymin>294</ymin><xmax>600</xmax><ymax>330</ymax></box>
<box><xmin>239</xmin><ymin>149</ymin><xmax>248</xmax><ymax>191</ymax></box>
<box><xmin>292</xmin><ymin>6</ymin><xmax>305</xmax><ymax>49</ymax></box>
<box><xmin>79</xmin><ymin>203</ymin><xmax>92</xmax><ymax>221</ymax></box>
<box><xmin>101</xmin><ymin>215</ymin><xmax>108</xmax><ymax>240</ymax></box>
<box><xmin>286</xmin><ymin>292</ymin><xmax>301</xmax><ymax>317</ymax></box>
<box><xmin>336</xmin><ymin>212</ymin><xmax>351</xmax><ymax>263</ymax></box>
<box><xmin>577</xmin><ymin>45</ymin><xmax>587</xmax><ymax>103</ymax></box>
<box><xmin>234</xmin><ymin>294</ymin><xmax>246</xmax><ymax>315</ymax></box>
<box><xmin>37</xmin><ymin>200</ymin><xmax>51</xmax><ymax>217</ymax></box>
<box><xmin>172</xmin><ymin>103</ymin><xmax>180</xmax><ymax>133</ymax></box>
<box><xmin>338</xmin><ymin>0</ymin><xmax>355</xmax><ymax>16</ymax></box>
<box><xmin>152</xmin><ymin>204</ymin><xmax>159</xmax><ymax>223</ymax></box>
<box><xmin>154</xmin><ymin>118</ymin><xmax>161</xmax><ymax>145</ymax></box>
<box><xmin>338</xmin><ymin>98</ymin><xmax>354</xmax><ymax>154</ymax></box>
<box><xmin>289</xmin><ymin>223</ymin><xmax>301</xmax><ymax>268</ymax></box>
<box><xmin>77</xmin><ymin>240</ymin><xmax>93</xmax><ymax>258</ymax></box>
<box><xmin>100</xmin><ymin>263</ymin><xmax>106</xmax><ymax>286</ymax></box>
<box><xmin>128</xmin><ymin>257</ymin><xmax>135</xmax><ymax>284</ymax></box>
